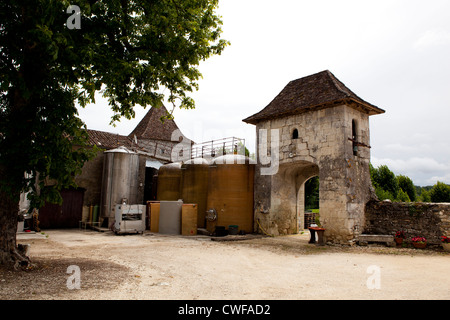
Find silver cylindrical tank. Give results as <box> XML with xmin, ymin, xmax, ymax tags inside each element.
<box><xmin>100</xmin><ymin>147</ymin><xmax>140</xmax><ymax>224</ymax></box>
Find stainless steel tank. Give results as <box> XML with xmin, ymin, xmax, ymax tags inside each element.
<box><xmin>100</xmin><ymin>147</ymin><xmax>139</xmax><ymax>225</ymax></box>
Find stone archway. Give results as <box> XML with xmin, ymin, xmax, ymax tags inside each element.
<box><xmin>255</xmin><ymin>160</ymin><xmax>319</xmax><ymax>236</ymax></box>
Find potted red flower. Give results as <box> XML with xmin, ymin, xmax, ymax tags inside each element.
<box><xmin>441</xmin><ymin>236</ymin><xmax>450</xmax><ymax>252</ymax></box>
<box><xmin>411</xmin><ymin>236</ymin><xmax>427</xmax><ymax>249</ymax></box>
<box><xmin>394</xmin><ymin>231</ymin><xmax>405</xmax><ymax>245</ymax></box>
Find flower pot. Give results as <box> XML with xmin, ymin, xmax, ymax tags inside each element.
<box><xmin>394</xmin><ymin>237</ymin><xmax>404</xmax><ymax>246</ymax></box>
<box><xmin>442</xmin><ymin>243</ymin><xmax>450</xmax><ymax>252</ymax></box>
<box><xmin>413</xmin><ymin>242</ymin><xmax>427</xmax><ymax>249</ymax></box>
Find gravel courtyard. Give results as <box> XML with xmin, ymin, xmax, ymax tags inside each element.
<box><xmin>2</xmin><ymin>229</ymin><xmax>449</xmax><ymax>300</ymax></box>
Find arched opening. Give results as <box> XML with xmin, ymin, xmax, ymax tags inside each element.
<box><xmin>280</xmin><ymin>162</ymin><xmax>319</xmax><ymax>233</ymax></box>
<box><xmin>304</xmin><ymin>176</ymin><xmax>319</xmax><ymax>229</ymax></box>
<box><xmin>292</xmin><ymin>128</ymin><xmax>299</xmax><ymax>139</ymax></box>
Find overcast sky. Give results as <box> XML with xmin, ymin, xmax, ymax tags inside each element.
<box><xmin>77</xmin><ymin>0</ymin><xmax>450</xmax><ymax>187</ymax></box>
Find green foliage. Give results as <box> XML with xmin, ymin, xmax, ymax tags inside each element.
<box><xmin>419</xmin><ymin>189</ymin><xmax>431</xmax><ymax>202</ymax></box>
<box><xmin>0</xmin><ymin>0</ymin><xmax>228</xmax><ymax>207</ymax></box>
<box><xmin>396</xmin><ymin>189</ymin><xmax>411</xmax><ymax>202</ymax></box>
<box><xmin>397</xmin><ymin>175</ymin><xmax>416</xmax><ymax>202</ymax></box>
<box><xmin>370</xmin><ymin>164</ymin><xmax>399</xmax><ymax>200</ymax></box>
<box><xmin>430</xmin><ymin>181</ymin><xmax>450</xmax><ymax>203</ymax></box>
<box><xmin>370</xmin><ymin>163</ymin><xmax>450</xmax><ymax>204</ymax></box>
<box><xmin>374</xmin><ymin>186</ymin><xmax>395</xmax><ymax>201</ymax></box>
<box><xmin>305</xmin><ymin>176</ymin><xmax>319</xmax><ymax>210</ymax></box>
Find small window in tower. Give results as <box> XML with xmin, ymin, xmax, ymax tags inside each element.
<box><xmin>352</xmin><ymin>119</ymin><xmax>358</xmax><ymax>156</ymax></box>
<box><xmin>292</xmin><ymin>128</ymin><xmax>299</xmax><ymax>139</ymax></box>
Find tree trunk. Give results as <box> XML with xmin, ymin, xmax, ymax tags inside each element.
<box><xmin>0</xmin><ymin>174</ymin><xmax>30</xmax><ymax>269</ymax></box>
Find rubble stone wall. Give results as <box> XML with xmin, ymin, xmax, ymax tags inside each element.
<box><xmin>364</xmin><ymin>200</ymin><xmax>450</xmax><ymax>245</ymax></box>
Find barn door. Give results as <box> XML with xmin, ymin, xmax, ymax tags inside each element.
<box><xmin>38</xmin><ymin>188</ymin><xmax>85</xmax><ymax>229</ymax></box>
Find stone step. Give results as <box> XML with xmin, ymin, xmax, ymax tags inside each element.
<box><xmin>357</xmin><ymin>234</ymin><xmax>395</xmax><ymax>247</ymax></box>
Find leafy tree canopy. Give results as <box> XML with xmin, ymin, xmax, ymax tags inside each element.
<box><xmin>397</xmin><ymin>174</ymin><xmax>416</xmax><ymax>202</ymax></box>
<box><xmin>370</xmin><ymin>164</ymin><xmax>399</xmax><ymax>200</ymax></box>
<box><xmin>430</xmin><ymin>181</ymin><xmax>450</xmax><ymax>203</ymax></box>
<box><xmin>370</xmin><ymin>163</ymin><xmax>450</xmax><ymax>203</ymax></box>
<box><xmin>0</xmin><ymin>0</ymin><xmax>228</xmax><ymax>208</ymax></box>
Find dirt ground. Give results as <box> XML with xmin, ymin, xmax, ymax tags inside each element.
<box><xmin>2</xmin><ymin>229</ymin><xmax>450</xmax><ymax>300</ymax></box>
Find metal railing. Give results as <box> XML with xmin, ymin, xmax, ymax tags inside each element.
<box><xmin>191</xmin><ymin>137</ymin><xmax>246</xmax><ymax>159</ymax></box>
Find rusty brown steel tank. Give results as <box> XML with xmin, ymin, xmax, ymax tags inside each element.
<box><xmin>206</xmin><ymin>154</ymin><xmax>255</xmax><ymax>234</ymax></box>
<box><xmin>156</xmin><ymin>162</ymin><xmax>182</xmax><ymax>201</ymax></box>
<box><xmin>181</xmin><ymin>158</ymin><xmax>210</xmax><ymax>228</ymax></box>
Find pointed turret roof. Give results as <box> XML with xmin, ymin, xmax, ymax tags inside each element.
<box><xmin>129</xmin><ymin>105</ymin><xmax>180</xmax><ymax>141</ymax></box>
<box><xmin>243</xmin><ymin>70</ymin><xmax>385</xmax><ymax>125</ymax></box>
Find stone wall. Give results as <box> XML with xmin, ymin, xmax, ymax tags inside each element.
<box><xmin>364</xmin><ymin>200</ymin><xmax>450</xmax><ymax>245</ymax></box>
<box><xmin>74</xmin><ymin>149</ymin><xmax>104</xmax><ymax>206</ymax></box>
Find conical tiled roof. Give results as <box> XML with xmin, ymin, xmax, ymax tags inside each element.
<box><xmin>129</xmin><ymin>105</ymin><xmax>180</xmax><ymax>141</ymax></box>
<box><xmin>243</xmin><ymin>70</ymin><xmax>385</xmax><ymax>124</ymax></box>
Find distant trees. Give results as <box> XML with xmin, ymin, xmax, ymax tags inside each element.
<box><xmin>305</xmin><ymin>176</ymin><xmax>319</xmax><ymax>210</ymax></box>
<box><xmin>370</xmin><ymin>164</ymin><xmax>400</xmax><ymax>201</ymax></box>
<box><xmin>397</xmin><ymin>175</ymin><xmax>416</xmax><ymax>202</ymax></box>
<box><xmin>370</xmin><ymin>164</ymin><xmax>450</xmax><ymax>203</ymax></box>
<box><xmin>429</xmin><ymin>181</ymin><xmax>450</xmax><ymax>203</ymax></box>
<box><xmin>304</xmin><ymin>164</ymin><xmax>449</xmax><ymax>209</ymax></box>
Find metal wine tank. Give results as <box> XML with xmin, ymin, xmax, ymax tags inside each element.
<box><xmin>206</xmin><ymin>154</ymin><xmax>255</xmax><ymax>234</ymax></box>
<box><xmin>156</xmin><ymin>162</ymin><xmax>182</xmax><ymax>201</ymax></box>
<box><xmin>181</xmin><ymin>158</ymin><xmax>210</xmax><ymax>228</ymax></box>
<box><xmin>100</xmin><ymin>146</ymin><xmax>140</xmax><ymax>224</ymax></box>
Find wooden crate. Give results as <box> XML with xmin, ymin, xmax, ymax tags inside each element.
<box><xmin>182</xmin><ymin>204</ymin><xmax>198</xmax><ymax>236</ymax></box>
<box><xmin>149</xmin><ymin>202</ymin><xmax>160</xmax><ymax>233</ymax></box>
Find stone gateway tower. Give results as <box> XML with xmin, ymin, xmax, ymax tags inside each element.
<box><xmin>243</xmin><ymin>70</ymin><xmax>385</xmax><ymax>244</ymax></box>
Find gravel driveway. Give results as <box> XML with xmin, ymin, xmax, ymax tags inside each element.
<box><xmin>2</xmin><ymin>229</ymin><xmax>449</xmax><ymax>301</ymax></box>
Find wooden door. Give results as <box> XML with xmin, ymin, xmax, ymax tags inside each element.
<box><xmin>38</xmin><ymin>188</ymin><xmax>85</xmax><ymax>229</ymax></box>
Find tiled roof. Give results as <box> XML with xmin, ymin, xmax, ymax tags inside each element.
<box><xmin>243</xmin><ymin>70</ymin><xmax>385</xmax><ymax>124</ymax></box>
<box><xmin>128</xmin><ymin>105</ymin><xmax>180</xmax><ymax>142</ymax></box>
<box><xmin>86</xmin><ymin>129</ymin><xmax>138</xmax><ymax>150</ymax></box>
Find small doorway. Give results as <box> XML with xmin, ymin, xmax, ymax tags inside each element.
<box><xmin>144</xmin><ymin>167</ymin><xmax>158</xmax><ymax>203</ymax></box>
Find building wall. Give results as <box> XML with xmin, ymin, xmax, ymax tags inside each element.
<box><xmin>74</xmin><ymin>149</ymin><xmax>104</xmax><ymax>207</ymax></box>
<box><xmin>136</xmin><ymin>139</ymin><xmax>176</xmax><ymax>162</ymax></box>
<box><xmin>254</xmin><ymin>105</ymin><xmax>375</xmax><ymax>243</ymax></box>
